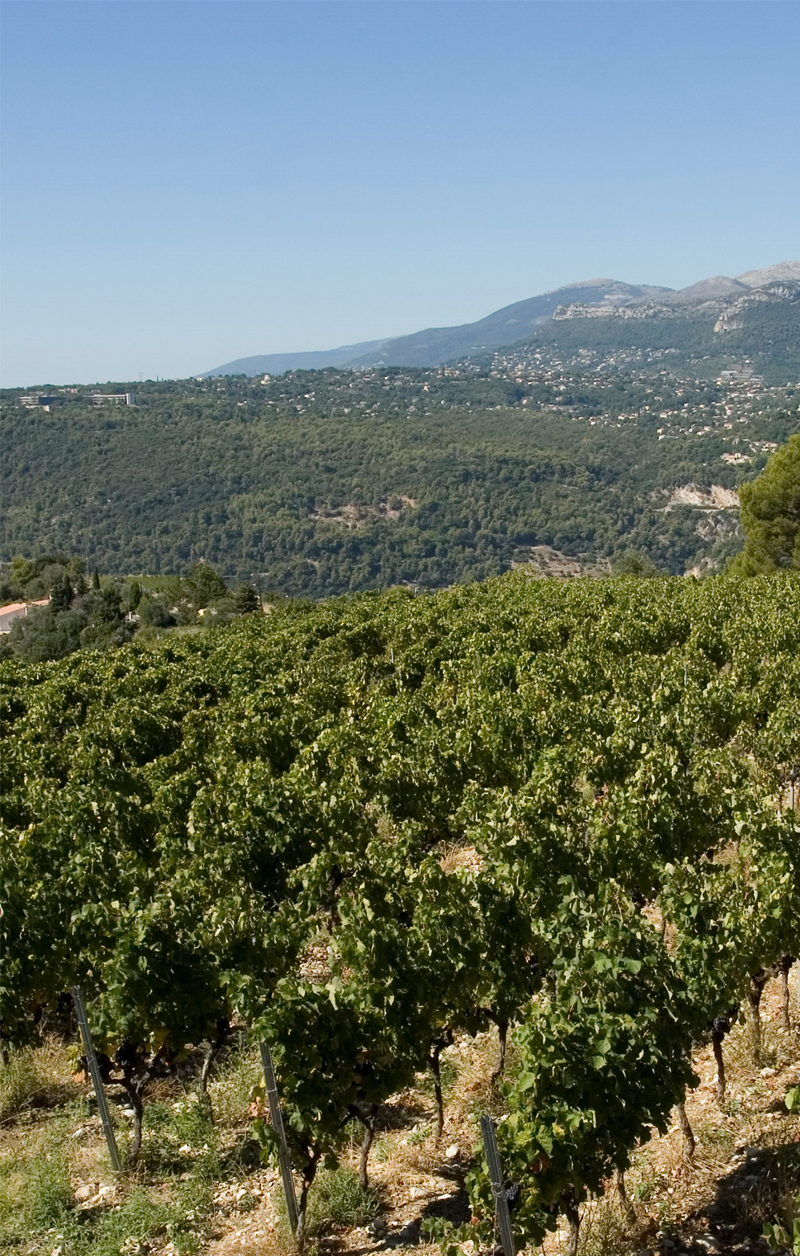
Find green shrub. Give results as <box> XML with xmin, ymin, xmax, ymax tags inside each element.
<box><xmin>25</xmin><ymin>1150</ymin><xmax>73</xmax><ymax>1231</ymax></box>
<box><xmin>307</xmin><ymin>1167</ymin><xmax>381</xmax><ymax>1232</ymax></box>
<box><xmin>764</xmin><ymin>1191</ymin><xmax>800</xmax><ymax>1255</ymax></box>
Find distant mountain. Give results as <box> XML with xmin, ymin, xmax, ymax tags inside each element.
<box><xmin>201</xmin><ymin>263</ymin><xmax>800</xmax><ymax>377</ymax></box>
<box><xmin>201</xmin><ymin>280</ymin><xmax>672</xmax><ymax>376</ymax></box>
<box><xmin>345</xmin><ymin>280</ymin><xmax>672</xmax><ymax>369</ymax></box>
<box><xmin>517</xmin><ymin>269</ymin><xmax>800</xmax><ymax>384</ymax></box>
<box><xmin>661</xmin><ymin>276</ymin><xmax>750</xmax><ymax>304</ymax></box>
<box><xmin>736</xmin><ymin>261</ymin><xmax>800</xmax><ymax>287</ymax></box>
<box><xmin>549</xmin><ymin>271</ymin><xmax>800</xmax><ymax>328</ymax></box>
<box><xmin>199</xmin><ymin>339</ymin><xmax>387</xmax><ymax>378</ymax></box>
<box><xmin>645</xmin><ymin>263</ymin><xmax>800</xmax><ymax>307</ymax></box>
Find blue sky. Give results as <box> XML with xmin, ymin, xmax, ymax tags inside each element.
<box><xmin>2</xmin><ymin>0</ymin><xmax>798</xmax><ymax>386</ymax></box>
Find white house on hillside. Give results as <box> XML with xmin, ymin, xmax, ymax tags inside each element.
<box><xmin>0</xmin><ymin>599</ymin><xmax>50</xmax><ymax>633</ymax></box>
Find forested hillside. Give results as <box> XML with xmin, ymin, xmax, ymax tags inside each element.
<box><xmin>2</xmin><ymin>369</ymin><xmax>796</xmax><ymax>594</ymax></box>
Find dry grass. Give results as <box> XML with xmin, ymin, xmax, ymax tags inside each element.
<box><xmin>207</xmin><ymin>1042</ymin><xmax>262</xmax><ymax>1128</ymax></box>
<box><xmin>0</xmin><ymin>1035</ymin><xmax>81</xmax><ymax>1121</ymax></box>
<box><xmin>574</xmin><ymin>1196</ymin><xmax>635</xmax><ymax>1256</ymax></box>
<box><xmin>2</xmin><ymin>976</ymin><xmax>800</xmax><ymax>1256</ymax></box>
<box><xmin>438</xmin><ymin>845</ymin><xmax>484</xmax><ymax>876</ymax></box>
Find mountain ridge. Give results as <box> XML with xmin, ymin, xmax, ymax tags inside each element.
<box><xmin>201</xmin><ymin>262</ymin><xmax>800</xmax><ymax>377</ymax></box>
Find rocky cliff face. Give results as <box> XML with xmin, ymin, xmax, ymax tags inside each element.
<box><xmin>552</xmin><ymin>275</ymin><xmax>800</xmax><ymax>333</ymax></box>
<box><xmin>714</xmin><ymin>280</ymin><xmax>800</xmax><ymax>333</ymax></box>
<box><xmin>552</xmin><ymin>301</ymin><xmax>695</xmax><ymax>320</ymax></box>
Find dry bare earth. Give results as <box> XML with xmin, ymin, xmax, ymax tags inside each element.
<box><xmin>2</xmin><ymin>975</ymin><xmax>799</xmax><ymax>1256</ymax></box>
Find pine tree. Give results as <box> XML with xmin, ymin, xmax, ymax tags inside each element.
<box><xmin>731</xmin><ymin>434</ymin><xmax>800</xmax><ymax>573</ymax></box>
<box><xmin>233</xmin><ymin>583</ymin><xmax>261</xmax><ymax>614</ymax></box>
<box><xmin>49</xmin><ymin>572</ymin><xmax>73</xmax><ymax>614</ymax></box>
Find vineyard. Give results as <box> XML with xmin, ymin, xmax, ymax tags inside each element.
<box><xmin>2</xmin><ymin>571</ymin><xmax>800</xmax><ymax>1254</ymax></box>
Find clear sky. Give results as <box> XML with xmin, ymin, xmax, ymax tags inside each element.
<box><xmin>1</xmin><ymin>0</ymin><xmax>798</xmax><ymax>386</ymax></box>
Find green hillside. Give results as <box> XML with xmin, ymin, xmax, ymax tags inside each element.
<box><xmin>2</xmin><ymin>369</ymin><xmax>797</xmax><ymax>593</ymax></box>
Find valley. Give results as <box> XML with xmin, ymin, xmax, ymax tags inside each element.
<box><xmin>2</xmin><ymin>356</ymin><xmax>797</xmax><ymax>594</ymax></box>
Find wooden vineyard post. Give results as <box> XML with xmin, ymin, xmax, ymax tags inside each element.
<box><xmin>71</xmin><ymin>987</ymin><xmax>122</xmax><ymax>1172</ymax></box>
<box><xmin>260</xmin><ymin>1042</ymin><xmax>299</xmax><ymax>1233</ymax></box>
<box><xmin>480</xmin><ymin>1114</ymin><xmax>516</xmax><ymax>1256</ymax></box>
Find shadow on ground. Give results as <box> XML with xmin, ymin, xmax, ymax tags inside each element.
<box><xmin>346</xmin><ymin>1164</ymin><xmax>470</xmax><ymax>1254</ymax></box>
<box><xmin>674</xmin><ymin>1139</ymin><xmax>800</xmax><ymax>1255</ymax></box>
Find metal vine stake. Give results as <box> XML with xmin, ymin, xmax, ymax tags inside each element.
<box><xmin>71</xmin><ymin>986</ymin><xmax>122</xmax><ymax>1172</ymax></box>
<box><xmin>480</xmin><ymin>1114</ymin><xmax>516</xmax><ymax>1256</ymax></box>
<box><xmin>259</xmin><ymin>1041</ymin><xmax>299</xmax><ymax>1232</ymax></box>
